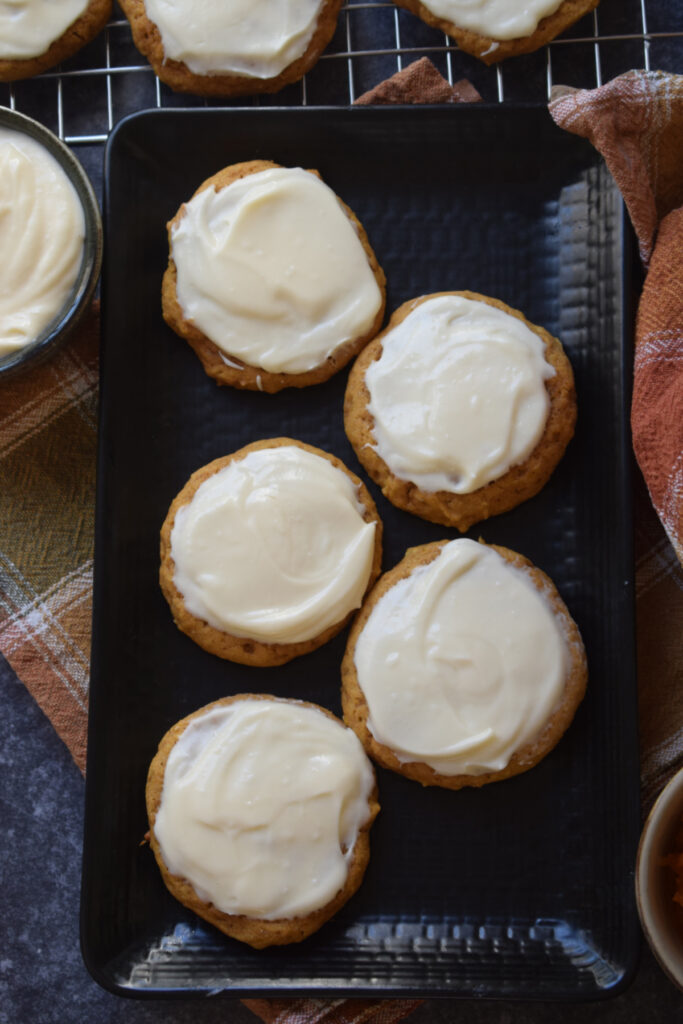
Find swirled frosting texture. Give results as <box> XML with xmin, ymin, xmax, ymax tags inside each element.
<box><xmin>354</xmin><ymin>539</ymin><xmax>569</xmax><ymax>776</ymax></box>
<box><xmin>144</xmin><ymin>0</ymin><xmax>324</xmax><ymax>77</ymax></box>
<box><xmin>0</xmin><ymin>0</ymin><xmax>89</xmax><ymax>58</ymax></box>
<box><xmin>366</xmin><ymin>295</ymin><xmax>555</xmax><ymax>494</ymax></box>
<box><xmin>171</xmin><ymin>167</ymin><xmax>382</xmax><ymax>374</ymax></box>
<box><xmin>171</xmin><ymin>446</ymin><xmax>376</xmax><ymax>643</ymax></box>
<box><xmin>416</xmin><ymin>0</ymin><xmax>564</xmax><ymax>39</ymax></box>
<box><xmin>154</xmin><ymin>699</ymin><xmax>376</xmax><ymax>920</ymax></box>
<box><xmin>0</xmin><ymin>127</ymin><xmax>84</xmax><ymax>357</ymax></box>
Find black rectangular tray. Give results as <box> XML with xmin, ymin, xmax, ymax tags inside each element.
<box><xmin>82</xmin><ymin>106</ymin><xmax>640</xmax><ymax>1000</ymax></box>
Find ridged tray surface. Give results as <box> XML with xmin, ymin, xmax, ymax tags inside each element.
<box><xmin>82</xmin><ymin>106</ymin><xmax>639</xmax><ymax>999</ymax></box>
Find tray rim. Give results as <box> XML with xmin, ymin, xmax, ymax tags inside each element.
<box><xmin>81</xmin><ymin>103</ymin><xmax>640</xmax><ymax>1002</ymax></box>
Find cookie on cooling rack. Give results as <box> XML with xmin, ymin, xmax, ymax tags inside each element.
<box><xmin>119</xmin><ymin>0</ymin><xmax>343</xmax><ymax>95</ymax></box>
<box><xmin>392</xmin><ymin>0</ymin><xmax>599</xmax><ymax>64</ymax></box>
<box><xmin>147</xmin><ymin>694</ymin><xmax>380</xmax><ymax>948</ymax></box>
<box><xmin>344</xmin><ymin>291</ymin><xmax>576</xmax><ymax>532</ymax></box>
<box><xmin>162</xmin><ymin>160</ymin><xmax>386</xmax><ymax>392</ymax></box>
<box><xmin>342</xmin><ymin>537</ymin><xmax>588</xmax><ymax>790</ymax></box>
<box><xmin>0</xmin><ymin>0</ymin><xmax>112</xmax><ymax>81</ymax></box>
<box><xmin>160</xmin><ymin>438</ymin><xmax>383</xmax><ymax>666</ymax></box>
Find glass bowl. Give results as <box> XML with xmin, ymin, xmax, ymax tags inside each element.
<box><xmin>0</xmin><ymin>106</ymin><xmax>102</xmax><ymax>378</ymax></box>
<box><xmin>636</xmin><ymin>764</ymin><xmax>683</xmax><ymax>991</ymax></box>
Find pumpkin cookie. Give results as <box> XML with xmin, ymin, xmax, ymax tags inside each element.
<box><xmin>393</xmin><ymin>0</ymin><xmax>599</xmax><ymax>65</ymax></box>
<box><xmin>344</xmin><ymin>291</ymin><xmax>576</xmax><ymax>531</ymax></box>
<box><xmin>162</xmin><ymin>160</ymin><xmax>386</xmax><ymax>392</ymax></box>
<box><xmin>120</xmin><ymin>0</ymin><xmax>343</xmax><ymax>95</ymax></box>
<box><xmin>342</xmin><ymin>538</ymin><xmax>588</xmax><ymax>789</ymax></box>
<box><xmin>0</xmin><ymin>0</ymin><xmax>112</xmax><ymax>81</ymax></box>
<box><xmin>160</xmin><ymin>438</ymin><xmax>383</xmax><ymax>666</ymax></box>
<box><xmin>147</xmin><ymin>694</ymin><xmax>380</xmax><ymax>948</ymax></box>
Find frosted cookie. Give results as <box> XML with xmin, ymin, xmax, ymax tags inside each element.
<box><xmin>120</xmin><ymin>0</ymin><xmax>343</xmax><ymax>95</ymax></box>
<box><xmin>146</xmin><ymin>695</ymin><xmax>380</xmax><ymax>948</ymax></box>
<box><xmin>344</xmin><ymin>291</ymin><xmax>576</xmax><ymax>532</ymax></box>
<box><xmin>393</xmin><ymin>0</ymin><xmax>599</xmax><ymax>64</ymax></box>
<box><xmin>160</xmin><ymin>439</ymin><xmax>383</xmax><ymax>666</ymax></box>
<box><xmin>162</xmin><ymin>160</ymin><xmax>386</xmax><ymax>392</ymax></box>
<box><xmin>342</xmin><ymin>538</ymin><xmax>587</xmax><ymax>789</ymax></box>
<box><xmin>0</xmin><ymin>126</ymin><xmax>84</xmax><ymax>357</ymax></box>
<box><xmin>0</xmin><ymin>0</ymin><xmax>112</xmax><ymax>81</ymax></box>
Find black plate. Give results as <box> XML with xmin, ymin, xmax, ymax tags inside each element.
<box><xmin>82</xmin><ymin>106</ymin><xmax>640</xmax><ymax>1000</ymax></box>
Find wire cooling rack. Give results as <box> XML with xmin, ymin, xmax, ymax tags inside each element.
<box><xmin>0</xmin><ymin>0</ymin><xmax>681</xmax><ymax>151</ymax></box>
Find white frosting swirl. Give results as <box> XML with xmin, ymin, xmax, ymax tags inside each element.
<box><xmin>144</xmin><ymin>0</ymin><xmax>325</xmax><ymax>78</ymax></box>
<box><xmin>0</xmin><ymin>0</ymin><xmax>89</xmax><ymax>59</ymax></box>
<box><xmin>365</xmin><ymin>295</ymin><xmax>555</xmax><ymax>494</ymax></box>
<box><xmin>0</xmin><ymin>127</ymin><xmax>84</xmax><ymax>357</ymax></box>
<box><xmin>154</xmin><ymin>699</ymin><xmax>376</xmax><ymax>920</ymax></box>
<box><xmin>171</xmin><ymin>445</ymin><xmax>377</xmax><ymax>644</ymax></box>
<box><xmin>416</xmin><ymin>0</ymin><xmax>565</xmax><ymax>40</ymax></box>
<box><xmin>171</xmin><ymin>166</ymin><xmax>382</xmax><ymax>375</ymax></box>
<box><xmin>354</xmin><ymin>539</ymin><xmax>569</xmax><ymax>776</ymax></box>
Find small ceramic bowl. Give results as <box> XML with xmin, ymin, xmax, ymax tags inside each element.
<box><xmin>0</xmin><ymin>106</ymin><xmax>102</xmax><ymax>378</ymax></box>
<box><xmin>636</xmin><ymin>765</ymin><xmax>683</xmax><ymax>990</ymax></box>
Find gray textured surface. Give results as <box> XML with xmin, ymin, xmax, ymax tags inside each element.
<box><xmin>3</xmin><ymin>650</ymin><xmax>683</xmax><ymax>1021</ymax></box>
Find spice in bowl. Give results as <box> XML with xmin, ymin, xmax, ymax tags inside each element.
<box><xmin>636</xmin><ymin>766</ymin><xmax>683</xmax><ymax>992</ymax></box>
<box><xmin>663</xmin><ymin>820</ymin><xmax>683</xmax><ymax>925</ymax></box>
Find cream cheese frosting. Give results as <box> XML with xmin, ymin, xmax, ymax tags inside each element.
<box><xmin>144</xmin><ymin>0</ymin><xmax>325</xmax><ymax>78</ymax></box>
<box><xmin>353</xmin><ymin>539</ymin><xmax>569</xmax><ymax>776</ymax></box>
<box><xmin>0</xmin><ymin>127</ymin><xmax>84</xmax><ymax>357</ymax></box>
<box><xmin>171</xmin><ymin>166</ymin><xmax>383</xmax><ymax>375</ymax></box>
<box><xmin>170</xmin><ymin>445</ymin><xmax>377</xmax><ymax>644</ymax></box>
<box><xmin>415</xmin><ymin>0</ymin><xmax>565</xmax><ymax>40</ymax></box>
<box><xmin>365</xmin><ymin>295</ymin><xmax>555</xmax><ymax>494</ymax></box>
<box><xmin>154</xmin><ymin>699</ymin><xmax>376</xmax><ymax>920</ymax></box>
<box><xmin>0</xmin><ymin>0</ymin><xmax>89</xmax><ymax>59</ymax></box>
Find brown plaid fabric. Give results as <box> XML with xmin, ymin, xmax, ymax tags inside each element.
<box><xmin>0</xmin><ymin>305</ymin><xmax>98</xmax><ymax>772</ymax></box>
<box><xmin>550</xmin><ymin>71</ymin><xmax>683</xmax><ymax>564</ymax></box>
<box><xmin>243</xmin><ymin>999</ymin><xmax>423</xmax><ymax>1024</ymax></box>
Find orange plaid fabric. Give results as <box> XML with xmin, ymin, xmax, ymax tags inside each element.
<box><xmin>243</xmin><ymin>999</ymin><xmax>423</xmax><ymax>1024</ymax></box>
<box><xmin>550</xmin><ymin>71</ymin><xmax>683</xmax><ymax>564</ymax></box>
<box><xmin>0</xmin><ymin>305</ymin><xmax>98</xmax><ymax>772</ymax></box>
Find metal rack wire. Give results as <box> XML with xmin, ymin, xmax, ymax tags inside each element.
<box><xmin>0</xmin><ymin>0</ymin><xmax>681</xmax><ymax>148</ymax></box>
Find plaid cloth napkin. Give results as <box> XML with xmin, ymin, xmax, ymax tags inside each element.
<box><xmin>1</xmin><ymin>61</ymin><xmax>682</xmax><ymax>1023</ymax></box>
<box><xmin>0</xmin><ymin>315</ymin><xmax>98</xmax><ymax>773</ymax></box>
<box><xmin>549</xmin><ymin>70</ymin><xmax>683</xmax><ymax>566</ymax></box>
<box><xmin>548</xmin><ymin>71</ymin><xmax>683</xmax><ymax>802</ymax></box>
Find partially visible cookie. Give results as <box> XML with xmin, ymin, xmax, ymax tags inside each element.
<box><xmin>160</xmin><ymin>438</ymin><xmax>383</xmax><ymax>666</ymax></box>
<box><xmin>162</xmin><ymin>160</ymin><xmax>386</xmax><ymax>392</ymax></box>
<box><xmin>344</xmin><ymin>291</ymin><xmax>576</xmax><ymax>532</ymax></box>
<box><xmin>393</xmin><ymin>0</ymin><xmax>599</xmax><ymax>64</ymax></box>
<box><xmin>120</xmin><ymin>0</ymin><xmax>343</xmax><ymax>95</ymax></box>
<box><xmin>0</xmin><ymin>0</ymin><xmax>112</xmax><ymax>82</ymax></box>
<box><xmin>342</xmin><ymin>538</ymin><xmax>588</xmax><ymax>790</ymax></box>
<box><xmin>147</xmin><ymin>694</ymin><xmax>380</xmax><ymax>948</ymax></box>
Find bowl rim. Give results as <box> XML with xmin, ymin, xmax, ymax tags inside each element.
<box><xmin>0</xmin><ymin>104</ymin><xmax>102</xmax><ymax>378</ymax></box>
<box><xmin>636</xmin><ymin>763</ymin><xmax>683</xmax><ymax>991</ymax></box>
